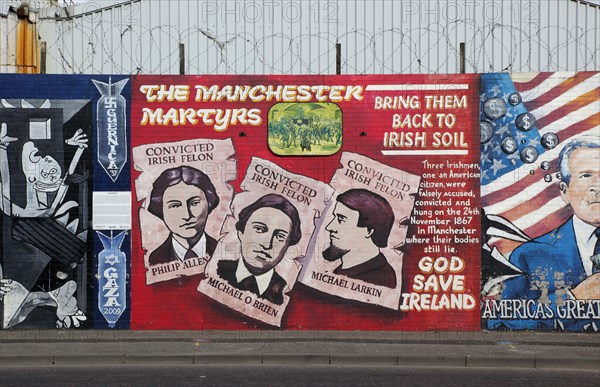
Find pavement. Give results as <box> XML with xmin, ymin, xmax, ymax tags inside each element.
<box><xmin>1</xmin><ymin>330</ymin><xmax>599</xmax><ymax>369</ymax></box>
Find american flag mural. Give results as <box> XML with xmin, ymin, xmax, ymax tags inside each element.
<box><xmin>480</xmin><ymin>72</ymin><xmax>600</xmax><ymax>257</ymax></box>
<box><xmin>480</xmin><ymin>72</ymin><xmax>600</xmax><ymax>331</ymax></box>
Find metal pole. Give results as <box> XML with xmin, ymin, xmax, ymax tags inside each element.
<box><xmin>336</xmin><ymin>43</ymin><xmax>341</xmax><ymax>74</ymax></box>
<box><xmin>459</xmin><ymin>42</ymin><xmax>465</xmax><ymax>73</ymax></box>
<box><xmin>179</xmin><ymin>43</ymin><xmax>185</xmax><ymax>75</ymax></box>
<box><xmin>40</xmin><ymin>41</ymin><xmax>47</xmax><ymax>74</ymax></box>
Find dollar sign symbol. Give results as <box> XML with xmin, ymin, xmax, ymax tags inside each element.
<box><xmin>526</xmin><ymin>148</ymin><xmax>534</xmax><ymax>162</ymax></box>
<box><xmin>522</xmin><ymin>115</ymin><xmax>531</xmax><ymax>130</ymax></box>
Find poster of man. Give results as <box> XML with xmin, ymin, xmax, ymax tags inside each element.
<box><xmin>322</xmin><ymin>188</ymin><xmax>397</xmax><ymax>289</ymax></box>
<box><xmin>132</xmin><ymin>139</ymin><xmax>235</xmax><ymax>284</ymax></box>
<box><xmin>486</xmin><ymin>135</ymin><xmax>600</xmax><ymax>331</ymax></box>
<box><xmin>146</xmin><ymin>166</ymin><xmax>220</xmax><ymax>266</ymax></box>
<box><xmin>199</xmin><ymin>158</ymin><xmax>334</xmax><ymax>326</ymax></box>
<box><xmin>217</xmin><ymin>194</ymin><xmax>302</xmax><ymax>305</ymax></box>
<box><xmin>299</xmin><ymin>152</ymin><xmax>420</xmax><ymax>309</ymax></box>
<box><xmin>478</xmin><ymin>71</ymin><xmax>600</xmax><ymax>332</ymax></box>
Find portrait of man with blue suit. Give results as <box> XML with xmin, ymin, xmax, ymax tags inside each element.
<box><xmin>490</xmin><ymin>135</ymin><xmax>600</xmax><ymax>331</ymax></box>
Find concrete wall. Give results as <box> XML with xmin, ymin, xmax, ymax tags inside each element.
<box><xmin>0</xmin><ymin>71</ymin><xmax>598</xmax><ymax>331</ymax></box>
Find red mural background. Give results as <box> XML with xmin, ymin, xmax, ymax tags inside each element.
<box><xmin>130</xmin><ymin>74</ymin><xmax>481</xmax><ymax>330</ymax></box>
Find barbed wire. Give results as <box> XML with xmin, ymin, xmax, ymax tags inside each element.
<box><xmin>2</xmin><ymin>6</ymin><xmax>599</xmax><ymax>74</ymax></box>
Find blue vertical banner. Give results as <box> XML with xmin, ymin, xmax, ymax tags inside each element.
<box><xmin>92</xmin><ymin>77</ymin><xmax>129</xmax><ymax>183</ymax></box>
<box><xmin>94</xmin><ymin>230</ymin><xmax>130</xmax><ymax>329</ymax></box>
<box><xmin>91</xmin><ymin>75</ymin><xmax>131</xmax><ymax>329</ymax></box>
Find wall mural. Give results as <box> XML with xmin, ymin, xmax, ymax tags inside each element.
<box><xmin>0</xmin><ymin>73</ymin><xmax>597</xmax><ymax>332</ymax></box>
<box><xmin>479</xmin><ymin>72</ymin><xmax>600</xmax><ymax>332</ymax></box>
<box><xmin>0</xmin><ymin>97</ymin><xmax>90</xmax><ymax>329</ymax></box>
<box><xmin>129</xmin><ymin>74</ymin><xmax>481</xmax><ymax>331</ymax></box>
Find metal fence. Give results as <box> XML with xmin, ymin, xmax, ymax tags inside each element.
<box><xmin>2</xmin><ymin>0</ymin><xmax>599</xmax><ymax>74</ymax></box>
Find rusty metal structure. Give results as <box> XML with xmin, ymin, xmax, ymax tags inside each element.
<box><xmin>1</xmin><ymin>3</ymin><xmax>41</xmax><ymax>73</ymax></box>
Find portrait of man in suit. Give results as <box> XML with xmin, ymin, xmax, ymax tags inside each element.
<box><xmin>322</xmin><ymin>188</ymin><xmax>397</xmax><ymax>288</ymax></box>
<box><xmin>217</xmin><ymin>194</ymin><xmax>302</xmax><ymax>305</ymax></box>
<box><xmin>497</xmin><ymin>135</ymin><xmax>600</xmax><ymax>330</ymax></box>
<box><xmin>147</xmin><ymin>166</ymin><xmax>220</xmax><ymax>266</ymax></box>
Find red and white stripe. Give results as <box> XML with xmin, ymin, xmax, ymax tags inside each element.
<box><xmin>482</xmin><ymin>72</ymin><xmax>600</xmax><ymax>249</ymax></box>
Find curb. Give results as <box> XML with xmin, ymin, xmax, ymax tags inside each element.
<box><xmin>2</xmin><ymin>331</ymin><xmax>598</xmax><ymax>347</ymax></box>
<box><xmin>1</xmin><ymin>354</ymin><xmax>599</xmax><ymax>370</ymax></box>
